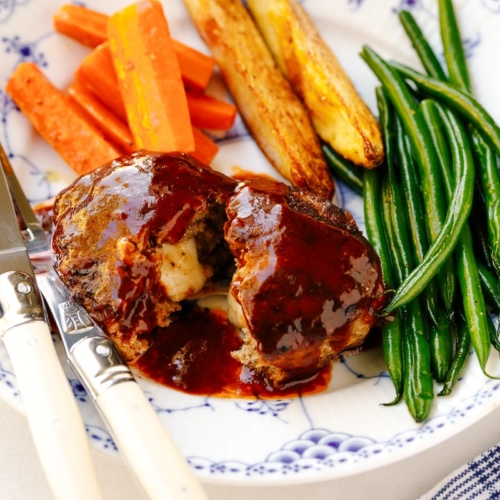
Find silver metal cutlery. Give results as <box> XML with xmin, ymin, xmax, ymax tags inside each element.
<box><xmin>0</xmin><ymin>143</ymin><xmax>208</xmax><ymax>500</ymax></box>
<box><xmin>0</xmin><ymin>148</ymin><xmax>103</xmax><ymax>500</ymax></box>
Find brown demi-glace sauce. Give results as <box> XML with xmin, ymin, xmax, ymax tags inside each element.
<box><xmin>132</xmin><ymin>304</ymin><xmax>332</xmax><ymax>398</ymax></box>
<box><xmin>231</xmin><ymin>166</ymin><xmax>277</xmax><ymax>182</ymax></box>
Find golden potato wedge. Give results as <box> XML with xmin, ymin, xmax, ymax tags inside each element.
<box><xmin>182</xmin><ymin>0</ymin><xmax>334</xmax><ymax>199</ymax></box>
<box><xmin>247</xmin><ymin>0</ymin><xmax>384</xmax><ymax>169</ymax></box>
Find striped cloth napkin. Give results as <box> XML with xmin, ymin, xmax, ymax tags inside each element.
<box><xmin>419</xmin><ymin>444</ymin><xmax>500</xmax><ymax>499</ymax></box>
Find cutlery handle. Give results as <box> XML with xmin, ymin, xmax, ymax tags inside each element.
<box><xmin>3</xmin><ymin>320</ymin><xmax>103</xmax><ymax>500</ymax></box>
<box><xmin>96</xmin><ymin>380</ymin><xmax>208</xmax><ymax>500</ymax></box>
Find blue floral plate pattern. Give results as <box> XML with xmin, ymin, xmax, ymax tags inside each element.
<box><xmin>1</xmin><ymin>0</ymin><xmax>500</xmax><ymax>486</ymax></box>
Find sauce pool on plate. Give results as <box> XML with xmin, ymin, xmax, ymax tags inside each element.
<box><xmin>132</xmin><ymin>304</ymin><xmax>332</xmax><ymax>398</ymax></box>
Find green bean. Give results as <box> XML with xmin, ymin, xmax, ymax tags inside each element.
<box><xmin>391</xmin><ymin>61</ymin><xmax>500</xmax><ymax>159</ymax></box>
<box><xmin>364</xmin><ymin>168</ymin><xmax>403</xmax><ymax>404</ymax></box>
<box><xmin>436</xmin><ymin>0</ymin><xmax>497</xmax><ymax>374</ymax></box>
<box><xmin>394</xmin><ymin>116</ymin><xmax>428</xmax><ymax>262</ymax></box>
<box><xmin>376</xmin><ymin>94</ymin><xmax>412</xmax><ymax>287</ymax></box>
<box><xmin>413</xmin><ymin>103</ymin><xmax>458</xmax><ymax>380</ymax></box>
<box><xmin>399</xmin><ymin>7</ymin><xmax>498</xmax><ymax>278</ymax></box>
<box><xmin>453</xmin><ymin>225</ymin><xmax>491</xmax><ymax>373</ymax></box>
<box><xmin>424</xmin><ymin>99</ymin><xmax>491</xmax><ymax>374</ymax></box>
<box><xmin>470</xmin><ymin>187</ymin><xmax>498</xmax><ymax>276</ymax></box>
<box><xmin>321</xmin><ymin>143</ymin><xmax>363</xmax><ymax>195</ymax></box>
<box><xmin>438</xmin><ymin>0</ymin><xmax>500</xmax><ymax>276</ymax></box>
<box><xmin>360</xmin><ymin>47</ymin><xmax>447</xmax><ymax>246</ymax></box>
<box><xmin>397</xmin><ymin>11</ymin><xmax>458</xmax><ymax>313</ymax></box>
<box><xmin>380</xmin><ymin>172</ymin><xmax>411</xmax><ymax>288</ymax></box>
<box><xmin>381</xmin><ymin>175</ymin><xmax>433</xmax><ymax>421</ymax></box>
<box><xmin>394</xmin><ymin>115</ymin><xmax>442</xmax><ymax>326</ymax></box>
<box><xmin>399</xmin><ymin>10</ymin><xmax>447</xmax><ymax>81</ymax></box>
<box><xmin>402</xmin><ymin>300</ymin><xmax>434</xmax><ymax>422</ymax></box>
<box><xmin>488</xmin><ymin>314</ymin><xmax>500</xmax><ymax>354</ymax></box>
<box><xmin>439</xmin><ymin>312</ymin><xmax>471</xmax><ymax>396</ymax></box>
<box><xmin>470</xmin><ymin>135</ymin><xmax>500</xmax><ymax>275</ymax></box>
<box><xmin>360</xmin><ymin>46</ymin><xmax>471</xmax><ymax>314</ymax></box>
<box><xmin>429</xmin><ymin>308</ymin><xmax>453</xmax><ymax>383</ymax></box>
<box><xmin>414</xmin><ymin>100</ymin><xmax>457</xmax><ymax>314</ymax></box>
<box><xmin>376</xmin><ymin>86</ymin><xmax>396</xmax><ymax>178</ymax></box>
<box><xmin>363</xmin><ymin>87</ymin><xmax>404</xmax><ymax>404</ymax></box>
<box><xmin>438</xmin><ymin>0</ymin><xmax>471</xmax><ymax>92</ymax></box>
<box><xmin>478</xmin><ymin>261</ymin><xmax>500</xmax><ymax>312</ymax></box>
<box><xmin>399</xmin><ymin>8</ymin><xmax>471</xmax><ymax>382</ymax></box>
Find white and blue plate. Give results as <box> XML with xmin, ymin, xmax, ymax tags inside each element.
<box><xmin>1</xmin><ymin>0</ymin><xmax>500</xmax><ymax>486</ymax></box>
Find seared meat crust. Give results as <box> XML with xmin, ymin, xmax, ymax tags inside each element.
<box><xmin>52</xmin><ymin>151</ymin><xmax>237</xmax><ymax>360</ymax></box>
<box><xmin>52</xmin><ymin>153</ymin><xmax>385</xmax><ymax>387</ymax></box>
<box><xmin>225</xmin><ymin>178</ymin><xmax>386</xmax><ymax>387</ymax></box>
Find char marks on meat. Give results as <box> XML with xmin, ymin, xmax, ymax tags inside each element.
<box><xmin>52</xmin><ymin>151</ymin><xmax>237</xmax><ymax>360</ymax></box>
<box><xmin>224</xmin><ymin>178</ymin><xmax>386</xmax><ymax>388</ymax></box>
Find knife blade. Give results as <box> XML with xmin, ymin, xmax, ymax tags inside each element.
<box><xmin>0</xmin><ymin>162</ymin><xmax>103</xmax><ymax>500</ymax></box>
<box><xmin>0</xmin><ymin>152</ymin><xmax>33</xmax><ymax>277</ymax></box>
<box><xmin>1</xmin><ymin>144</ymin><xmax>208</xmax><ymax>500</ymax></box>
<box><xmin>0</xmin><ymin>145</ymin><xmax>47</xmax><ymax>257</ymax></box>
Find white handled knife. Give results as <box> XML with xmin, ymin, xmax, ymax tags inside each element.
<box><xmin>0</xmin><ymin>152</ymin><xmax>103</xmax><ymax>500</ymax></box>
<box><xmin>1</xmin><ymin>144</ymin><xmax>208</xmax><ymax>500</ymax></box>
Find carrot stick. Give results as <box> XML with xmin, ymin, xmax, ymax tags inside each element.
<box><xmin>172</xmin><ymin>40</ymin><xmax>216</xmax><ymax>90</ymax></box>
<box><xmin>67</xmin><ymin>81</ymin><xmax>135</xmax><ymax>154</ymax></box>
<box><xmin>5</xmin><ymin>62</ymin><xmax>120</xmax><ymax>175</ymax></box>
<box><xmin>108</xmin><ymin>0</ymin><xmax>194</xmax><ymax>153</ymax></box>
<box><xmin>68</xmin><ymin>78</ymin><xmax>218</xmax><ymax>162</ymax></box>
<box><xmin>191</xmin><ymin>127</ymin><xmax>219</xmax><ymax>164</ymax></box>
<box><xmin>77</xmin><ymin>41</ymin><xmax>233</xmax><ymax>133</ymax></box>
<box><xmin>75</xmin><ymin>42</ymin><xmax>128</xmax><ymax>121</ymax></box>
<box><xmin>55</xmin><ymin>4</ymin><xmax>215</xmax><ymax>89</ymax></box>
<box><xmin>53</xmin><ymin>4</ymin><xmax>108</xmax><ymax>48</ymax></box>
<box><xmin>186</xmin><ymin>91</ymin><xmax>237</xmax><ymax>130</ymax></box>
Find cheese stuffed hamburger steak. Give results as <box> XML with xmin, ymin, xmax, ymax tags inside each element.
<box><xmin>52</xmin><ymin>151</ymin><xmax>386</xmax><ymax>388</ymax></box>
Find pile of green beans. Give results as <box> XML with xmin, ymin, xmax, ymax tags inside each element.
<box><xmin>355</xmin><ymin>0</ymin><xmax>500</xmax><ymax>421</ymax></box>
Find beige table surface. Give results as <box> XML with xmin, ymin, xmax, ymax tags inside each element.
<box><xmin>1</xmin><ymin>397</ymin><xmax>500</xmax><ymax>500</ymax></box>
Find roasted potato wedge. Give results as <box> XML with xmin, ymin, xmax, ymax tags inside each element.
<box><xmin>182</xmin><ymin>0</ymin><xmax>334</xmax><ymax>199</ymax></box>
<box><xmin>247</xmin><ymin>0</ymin><xmax>384</xmax><ymax>169</ymax></box>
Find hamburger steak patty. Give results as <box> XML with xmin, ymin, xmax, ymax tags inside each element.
<box><xmin>224</xmin><ymin>178</ymin><xmax>386</xmax><ymax>388</ymax></box>
<box><xmin>52</xmin><ymin>151</ymin><xmax>237</xmax><ymax>360</ymax></box>
<box><xmin>52</xmin><ymin>151</ymin><xmax>386</xmax><ymax>387</ymax></box>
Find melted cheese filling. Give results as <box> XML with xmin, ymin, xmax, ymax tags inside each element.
<box><xmin>160</xmin><ymin>238</ymin><xmax>210</xmax><ymax>302</ymax></box>
<box><xmin>227</xmin><ymin>291</ymin><xmax>247</xmax><ymax>330</ymax></box>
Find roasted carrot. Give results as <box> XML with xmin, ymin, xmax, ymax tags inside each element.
<box><xmin>108</xmin><ymin>0</ymin><xmax>194</xmax><ymax>153</ymax></box>
<box><xmin>75</xmin><ymin>42</ymin><xmax>128</xmax><ymax>121</ymax></box>
<box><xmin>172</xmin><ymin>39</ymin><xmax>216</xmax><ymax>90</ymax></box>
<box><xmin>53</xmin><ymin>4</ymin><xmax>108</xmax><ymax>48</ymax></box>
<box><xmin>55</xmin><ymin>4</ymin><xmax>215</xmax><ymax>89</ymax></box>
<box><xmin>191</xmin><ymin>127</ymin><xmax>219</xmax><ymax>164</ymax></box>
<box><xmin>5</xmin><ymin>62</ymin><xmax>120</xmax><ymax>175</ymax></box>
<box><xmin>77</xmin><ymin>41</ymin><xmax>234</xmax><ymax>133</ymax></box>
<box><xmin>186</xmin><ymin>91</ymin><xmax>237</xmax><ymax>130</ymax></box>
<box><xmin>67</xmin><ymin>81</ymin><xmax>135</xmax><ymax>154</ymax></box>
<box><xmin>69</xmin><ymin>81</ymin><xmax>225</xmax><ymax>164</ymax></box>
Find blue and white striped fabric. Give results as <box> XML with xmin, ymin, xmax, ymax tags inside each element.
<box><xmin>420</xmin><ymin>445</ymin><xmax>500</xmax><ymax>499</ymax></box>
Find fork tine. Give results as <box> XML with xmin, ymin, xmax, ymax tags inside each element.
<box><xmin>0</xmin><ymin>143</ymin><xmax>50</xmax><ymax>254</ymax></box>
